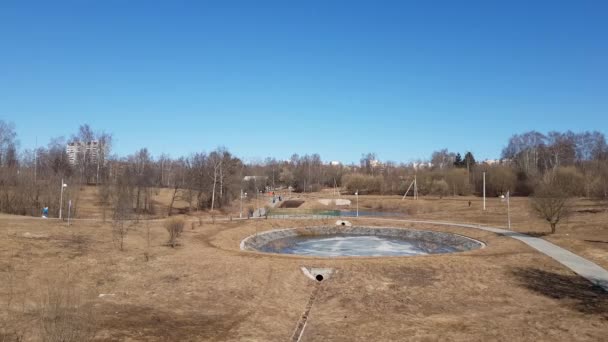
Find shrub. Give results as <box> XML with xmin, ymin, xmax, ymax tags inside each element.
<box><xmin>341</xmin><ymin>174</ymin><xmax>383</xmax><ymax>194</ymax></box>
<box><xmin>430</xmin><ymin>179</ymin><xmax>449</xmax><ymax>197</ymax></box>
<box><xmin>38</xmin><ymin>272</ymin><xmax>97</xmax><ymax>342</ymax></box>
<box><xmin>486</xmin><ymin>166</ymin><xmax>517</xmax><ymax>196</ymax></box>
<box><xmin>164</xmin><ymin>217</ymin><xmax>185</xmax><ymax>247</ymax></box>
<box><xmin>551</xmin><ymin>166</ymin><xmax>585</xmax><ymax>197</ymax></box>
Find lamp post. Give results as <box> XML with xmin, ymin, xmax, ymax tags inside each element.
<box><xmin>506</xmin><ymin>191</ymin><xmax>511</xmax><ymax>230</ymax></box>
<box><xmin>482</xmin><ymin>171</ymin><xmax>486</xmax><ymax>211</ymax></box>
<box><xmin>355</xmin><ymin>190</ymin><xmax>359</xmax><ymax>217</ymax></box>
<box><xmin>67</xmin><ymin>199</ymin><xmax>72</xmax><ymax>226</ymax></box>
<box><xmin>240</xmin><ymin>190</ymin><xmax>247</xmax><ymax>218</ymax></box>
<box><xmin>500</xmin><ymin>191</ymin><xmax>511</xmax><ymax>230</ymax></box>
<box><xmin>254</xmin><ymin>177</ymin><xmax>258</xmax><ymax>217</ymax></box>
<box><xmin>59</xmin><ymin>179</ymin><xmax>67</xmax><ymax>219</ymax></box>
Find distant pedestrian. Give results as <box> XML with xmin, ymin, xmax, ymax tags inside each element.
<box><xmin>42</xmin><ymin>206</ymin><xmax>49</xmax><ymax>218</ymax></box>
<box><xmin>468</xmin><ymin>201</ymin><xmax>472</xmax><ymax>207</ymax></box>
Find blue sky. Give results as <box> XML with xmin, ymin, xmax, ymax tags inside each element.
<box><xmin>1</xmin><ymin>1</ymin><xmax>607</xmax><ymax>163</ymax></box>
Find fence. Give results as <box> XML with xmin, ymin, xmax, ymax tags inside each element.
<box><xmin>267</xmin><ymin>208</ymin><xmax>407</xmax><ymax>219</ymax></box>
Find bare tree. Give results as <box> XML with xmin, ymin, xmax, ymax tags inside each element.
<box><xmin>164</xmin><ymin>217</ymin><xmax>185</xmax><ymax>247</ymax></box>
<box><xmin>95</xmin><ymin>132</ymin><xmax>112</xmax><ymax>185</ymax></box>
<box><xmin>360</xmin><ymin>152</ymin><xmax>377</xmax><ymax>175</ymax></box>
<box><xmin>210</xmin><ymin>158</ymin><xmax>221</xmax><ymax>211</ymax></box>
<box><xmin>485</xmin><ymin>165</ymin><xmax>517</xmax><ymax>196</ymax></box>
<box><xmin>112</xmin><ymin>181</ymin><xmax>133</xmax><ymax>251</ymax></box>
<box><xmin>431</xmin><ymin>149</ymin><xmax>456</xmax><ymax>170</ymax></box>
<box><xmin>530</xmin><ymin>183</ymin><xmax>571</xmax><ymax>234</ymax></box>
<box><xmin>0</xmin><ymin>120</ymin><xmax>18</xmax><ymax>167</ymax></box>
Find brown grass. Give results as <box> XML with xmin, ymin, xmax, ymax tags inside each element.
<box><xmin>287</xmin><ymin>192</ymin><xmax>608</xmax><ymax>270</ymax></box>
<box><xmin>0</xmin><ymin>190</ymin><xmax>607</xmax><ymax>341</ymax></box>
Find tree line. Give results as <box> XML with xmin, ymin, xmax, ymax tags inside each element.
<box><xmin>1</xmin><ymin>120</ymin><xmax>607</xmax><ymax>218</ymax></box>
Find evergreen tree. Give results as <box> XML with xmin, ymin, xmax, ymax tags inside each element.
<box><xmin>464</xmin><ymin>152</ymin><xmax>476</xmax><ymax>171</ymax></box>
<box><xmin>454</xmin><ymin>153</ymin><xmax>464</xmax><ymax>167</ymax></box>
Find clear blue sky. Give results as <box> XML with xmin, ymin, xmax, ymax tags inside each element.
<box><xmin>1</xmin><ymin>1</ymin><xmax>607</xmax><ymax>163</ymax></box>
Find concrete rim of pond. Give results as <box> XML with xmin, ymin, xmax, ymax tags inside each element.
<box><xmin>240</xmin><ymin>226</ymin><xmax>486</xmax><ymax>258</ymax></box>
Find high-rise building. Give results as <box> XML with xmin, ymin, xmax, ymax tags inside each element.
<box><xmin>66</xmin><ymin>141</ymin><xmax>105</xmax><ymax>165</ymax></box>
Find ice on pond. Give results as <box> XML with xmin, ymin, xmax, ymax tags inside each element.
<box><xmin>260</xmin><ymin>234</ymin><xmax>458</xmax><ymax>257</ymax></box>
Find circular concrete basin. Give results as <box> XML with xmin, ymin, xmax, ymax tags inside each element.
<box><xmin>241</xmin><ymin>226</ymin><xmax>484</xmax><ymax>257</ymax></box>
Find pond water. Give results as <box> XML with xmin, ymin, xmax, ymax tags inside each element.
<box><xmin>259</xmin><ymin>234</ymin><xmax>459</xmax><ymax>257</ymax></box>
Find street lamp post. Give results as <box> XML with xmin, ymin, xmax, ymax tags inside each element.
<box><xmin>355</xmin><ymin>190</ymin><xmax>359</xmax><ymax>217</ymax></box>
<box><xmin>501</xmin><ymin>191</ymin><xmax>511</xmax><ymax>230</ymax></box>
<box><xmin>506</xmin><ymin>191</ymin><xmax>511</xmax><ymax>230</ymax></box>
<box><xmin>59</xmin><ymin>179</ymin><xmax>67</xmax><ymax>219</ymax></box>
<box><xmin>482</xmin><ymin>171</ymin><xmax>486</xmax><ymax>211</ymax></box>
<box><xmin>67</xmin><ymin>199</ymin><xmax>72</xmax><ymax>226</ymax></box>
<box><xmin>240</xmin><ymin>190</ymin><xmax>247</xmax><ymax>218</ymax></box>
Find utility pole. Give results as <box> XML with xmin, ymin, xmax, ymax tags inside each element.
<box><xmin>507</xmin><ymin>191</ymin><xmax>511</xmax><ymax>230</ymax></box>
<box><xmin>96</xmin><ymin>143</ymin><xmax>100</xmax><ymax>185</ymax></box>
<box><xmin>59</xmin><ymin>179</ymin><xmax>67</xmax><ymax>219</ymax></box>
<box><xmin>308</xmin><ymin>162</ymin><xmax>311</xmax><ymax>193</ymax></box>
<box><xmin>67</xmin><ymin>199</ymin><xmax>72</xmax><ymax>226</ymax></box>
<box><xmin>240</xmin><ymin>189</ymin><xmax>247</xmax><ymax>218</ymax></box>
<box><xmin>355</xmin><ymin>190</ymin><xmax>359</xmax><ymax>217</ymax></box>
<box><xmin>402</xmin><ymin>177</ymin><xmax>417</xmax><ymax>200</ymax></box>
<box><xmin>254</xmin><ymin>177</ymin><xmax>258</xmax><ymax>217</ymax></box>
<box><xmin>483</xmin><ymin>171</ymin><xmax>486</xmax><ymax>211</ymax></box>
<box><xmin>333</xmin><ymin>178</ymin><xmax>337</xmax><ymax>197</ymax></box>
<box><xmin>34</xmin><ymin>136</ymin><xmax>37</xmax><ymax>183</ymax></box>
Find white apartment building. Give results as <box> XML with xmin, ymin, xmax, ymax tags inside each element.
<box><xmin>66</xmin><ymin>141</ymin><xmax>105</xmax><ymax>165</ymax></box>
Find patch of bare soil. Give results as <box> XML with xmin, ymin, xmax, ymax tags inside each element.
<box><xmin>280</xmin><ymin>200</ymin><xmax>305</xmax><ymax>208</ymax></box>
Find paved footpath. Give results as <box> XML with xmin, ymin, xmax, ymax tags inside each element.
<box><xmin>360</xmin><ymin>218</ymin><xmax>608</xmax><ymax>292</ymax></box>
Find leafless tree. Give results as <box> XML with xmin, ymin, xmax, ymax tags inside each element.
<box><xmin>484</xmin><ymin>165</ymin><xmax>517</xmax><ymax>196</ymax></box>
<box><xmin>530</xmin><ymin>183</ymin><xmax>571</xmax><ymax>234</ymax></box>
<box><xmin>431</xmin><ymin>149</ymin><xmax>456</xmax><ymax>170</ymax></box>
<box><xmin>95</xmin><ymin>132</ymin><xmax>112</xmax><ymax>185</ymax></box>
<box><xmin>430</xmin><ymin>179</ymin><xmax>450</xmax><ymax>197</ymax></box>
<box><xmin>112</xmin><ymin>179</ymin><xmax>133</xmax><ymax>250</ymax></box>
<box><xmin>0</xmin><ymin>120</ymin><xmax>18</xmax><ymax>168</ymax></box>
<box><xmin>209</xmin><ymin>152</ymin><xmax>222</xmax><ymax>211</ymax></box>
<box><xmin>164</xmin><ymin>217</ymin><xmax>185</xmax><ymax>247</ymax></box>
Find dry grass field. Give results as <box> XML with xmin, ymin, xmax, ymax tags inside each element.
<box><xmin>292</xmin><ymin>191</ymin><xmax>608</xmax><ymax>270</ymax></box>
<box><xmin>1</xmin><ymin>189</ymin><xmax>607</xmax><ymax>341</ymax></box>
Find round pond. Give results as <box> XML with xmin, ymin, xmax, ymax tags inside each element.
<box><xmin>241</xmin><ymin>226</ymin><xmax>484</xmax><ymax>257</ymax></box>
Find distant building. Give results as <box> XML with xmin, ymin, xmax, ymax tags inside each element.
<box><xmin>66</xmin><ymin>140</ymin><xmax>106</xmax><ymax>165</ymax></box>
<box><xmin>482</xmin><ymin>158</ymin><xmax>511</xmax><ymax>165</ymax></box>
<box><xmin>329</xmin><ymin>161</ymin><xmax>342</xmax><ymax>166</ymax></box>
<box><xmin>411</xmin><ymin>162</ymin><xmax>432</xmax><ymax>169</ymax></box>
<box><xmin>243</xmin><ymin>175</ymin><xmax>268</xmax><ymax>182</ymax></box>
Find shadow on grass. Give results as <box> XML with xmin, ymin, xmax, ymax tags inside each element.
<box><xmin>584</xmin><ymin>240</ymin><xmax>608</xmax><ymax>244</ymax></box>
<box><xmin>498</xmin><ymin>231</ymin><xmax>550</xmax><ymax>238</ymax></box>
<box><xmin>511</xmin><ymin>267</ymin><xmax>608</xmax><ymax>315</ymax></box>
<box><xmin>518</xmin><ymin>231</ymin><xmax>551</xmax><ymax>237</ymax></box>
